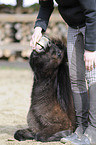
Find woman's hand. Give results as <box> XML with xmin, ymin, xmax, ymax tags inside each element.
<box><xmin>30</xmin><ymin>27</ymin><xmax>42</xmax><ymax>50</ymax></box>
<box><xmin>84</xmin><ymin>50</ymin><xmax>96</xmax><ymax>71</ymax></box>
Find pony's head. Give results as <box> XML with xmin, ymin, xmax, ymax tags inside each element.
<box><xmin>29</xmin><ymin>36</ymin><xmax>67</xmax><ymax>76</ymax></box>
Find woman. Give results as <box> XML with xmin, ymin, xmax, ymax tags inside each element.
<box><xmin>30</xmin><ymin>0</ymin><xmax>96</xmax><ymax>144</ymax></box>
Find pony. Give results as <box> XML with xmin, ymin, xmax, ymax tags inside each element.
<box><xmin>14</xmin><ymin>38</ymin><xmax>76</xmax><ymax>142</ymax></box>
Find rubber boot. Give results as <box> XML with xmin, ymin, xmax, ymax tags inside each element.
<box><xmin>84</xmin><ymin>83</ymin><xmax>96</xmax><ymax>145</ymax></box>
<box><xmin>61</xmin><ymin>92</ymin><xmax>89</xmax><ymax>144</ymax></box>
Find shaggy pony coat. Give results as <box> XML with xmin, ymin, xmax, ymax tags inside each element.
<box><xmin>14</xmin><ymin>39</ymin><xmax>76</xmax><ymax>142</ymax></box>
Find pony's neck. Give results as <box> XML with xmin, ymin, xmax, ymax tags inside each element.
<box><xmin>32</xmin><ymin>70</ymin><xmax>58</xmax><ymax>101</ymax></box>
<box><xmin>34</xmin><ymin>69</ymin><xmax>58</xmax><ymax>83</ymax></box>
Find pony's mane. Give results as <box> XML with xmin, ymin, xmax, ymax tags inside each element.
<box><xmin>52</xmin><ymin>39</ymin><xmax>72</xmax><ymax>113</ymax></box>
<box><xmin>57</xmin><ymin>59</ymin><xmax>72</xmax><ymax>111</ymax></box>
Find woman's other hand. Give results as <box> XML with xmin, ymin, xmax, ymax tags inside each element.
<box><xmin>84</xmin><ymin>50</ymin><xmax>96</xmax><ymax>71</ymax></box>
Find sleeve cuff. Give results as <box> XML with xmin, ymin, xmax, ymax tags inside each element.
<box><xmin>85</xmin><ymin>43</ymin><xmax>96</xmax><ymax>51</ymax></box>
<box><xmin>34</xmin><ymin>19</ymin><xmax>48</xmax><ymax>32</ymax></box>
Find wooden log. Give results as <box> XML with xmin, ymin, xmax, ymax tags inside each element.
<box><xmin>14</xmin><ymin>23</ymin><xmax>21</xmax><ymax>30</ymax></box>
<box><xmin>3</xmin><ymin>49</ymin><xmax>12</xmax><ymax>58</ymax></box>
<box><xmin>4</xmin><ymin>23</ymin><xmax>13</xmax><ymax>29</ymax></box>
<box><xmin>0</xmin><ymin>49</ymin><xmax>3</xmax><ymax>58</ymax></box>
<box><xmin>21</xmin><ymin>49</ymin><xmax>32</xmax><ymax>58</ymax></box>
<box><xmin>0</xmin><ymin>29</ymin><xmax>5</xmax><ymax>40</ymax></box>
<box><xmin>15</xmin><ymin>31</ymin><xmax>22</xmax><ymax>41</ymax></box>
<box><xmin>4</xmin><ymin>38</ymin><xmax>13</xmax><ymax>43</ymax></box>
<box><xmin>8</xmin><ymin>55</ymin><xmax>16</xmax><ymax>62</ymax></box>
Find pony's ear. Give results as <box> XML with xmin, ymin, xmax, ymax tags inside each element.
<box><xmin>57</xmin><ymin>60</ymin><xmax>72</xmax><ymax>112</ymax></box>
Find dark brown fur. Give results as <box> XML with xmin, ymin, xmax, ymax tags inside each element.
<box><xmin>14</xmin><ymin>39</ymin><xmax>76</xmax><ymax>142</ymax></box>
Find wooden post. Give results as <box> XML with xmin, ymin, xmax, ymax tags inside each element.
<box><xmin>16</xmin><ymin>0</ymin><xmax>23</xmax><ymax>7</ymax></box>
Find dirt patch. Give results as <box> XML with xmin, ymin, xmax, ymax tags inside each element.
<box><xmin>0</xmin><ymin>64</ymin><xmax>72</xmax><ymax>145</ymax></box>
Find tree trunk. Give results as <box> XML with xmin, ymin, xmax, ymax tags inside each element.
<box><xmin>16</xmin><ymin>0</ymin><xmax>23</xmax><ymax>7</ymax></box>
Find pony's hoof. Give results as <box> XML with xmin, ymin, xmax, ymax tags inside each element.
<box><xmin>14</xmin><ymin>129</ymin><xmax>35</xmax><ymax>141</ymax></box>
<box><xmin>14</xmin><ymin>130</ymin><xmax>26</xmax><ymax>141</ymax></box>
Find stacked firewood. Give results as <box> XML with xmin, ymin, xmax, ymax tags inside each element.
<box><xmin>0</xmin><ymin>14</ymin><xmax>67</xmax><ymax>61</ymax></box>
<box><xmin>0</xmin><ymin>22</ymin><xmax>34</xmax><ymax>44</ymax></box>
<box><xmin>13</xmin><ymin>22</ymin><xmax>34</xmax><ymax>44</ymax></box>
<box><xmin>0</xmin><ymin>22</ymin><xmax>14</xmax><ymax>44</ymax></box>
<box><xmin>0</xmin><ymin>22</ymin><xmax>33</xmax><ymax>60</ymax></box>
<box><xmin>14</xmin><ymin>22</ymin><xmax>67</xmax><ymax>45</ymax></box>
<box><xmin>0</xmin><ymin>43</ymin><xmax>32</xmax><ymax>61</ymax></box>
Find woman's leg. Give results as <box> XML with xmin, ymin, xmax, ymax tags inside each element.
<box><xmin>67</xmin><ymin>26</ymin><xmax>89</xmax><ymax>132</ymax></box>
<box><xmin>61</xmin><ymin>27</ymin><xmax>89</xmax><ymax>144</ymax></box>
<box><xmin>61</xmin><ymin>27</ymin><xmax>96</xmax><ymax>145</ymax></box>
<box><xmin>84</xmin><ymin>68</ymin><xmax>96</xmax><ymax>144</ymax></box>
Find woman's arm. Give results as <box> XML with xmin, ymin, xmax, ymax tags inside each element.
<box><xmin>30</xmin><ymin>0</ymin><xmax>54</xmax><ymax>48</ymax></box>
<box><xmin>78</xmin><ymin>0</ymin><xmax>96</xmax><ymax>70</ymax></box>
<box><xmin>78</xmin><ymin>0</ymin><xmax>96</xmax><ymax>51</ymax></box>
<box><xmin>35</xmin><ymin>0</ymin><xmax>54</xmax><ymax>32</ymax></box>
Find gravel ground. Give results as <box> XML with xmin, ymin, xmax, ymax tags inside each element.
<box><xmin>0</xmin><ymin>61</ymin><xmax>72</xmax><ymax>145</ymax></box>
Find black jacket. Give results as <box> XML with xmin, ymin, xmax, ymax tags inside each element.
<box><xmin>35</xmin><ymin>0</ymin><xmax>96</xmax><ymax>51</ymax></box>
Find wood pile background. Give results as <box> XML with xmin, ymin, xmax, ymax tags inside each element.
<box><xmin>0</xmin><ymin>14</ymin><xmax>67</xmax><ymax>61</ymax></box>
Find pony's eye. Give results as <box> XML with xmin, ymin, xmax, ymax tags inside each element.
<box><xmin>47</xmin><ymin>41</ymin><xmax>52</xmax><ymax>47</ymax></box>
<box><xmin>57</xmin><ymin>51</ymin><xmax>61</xmax><ymax>57</ymax></box>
